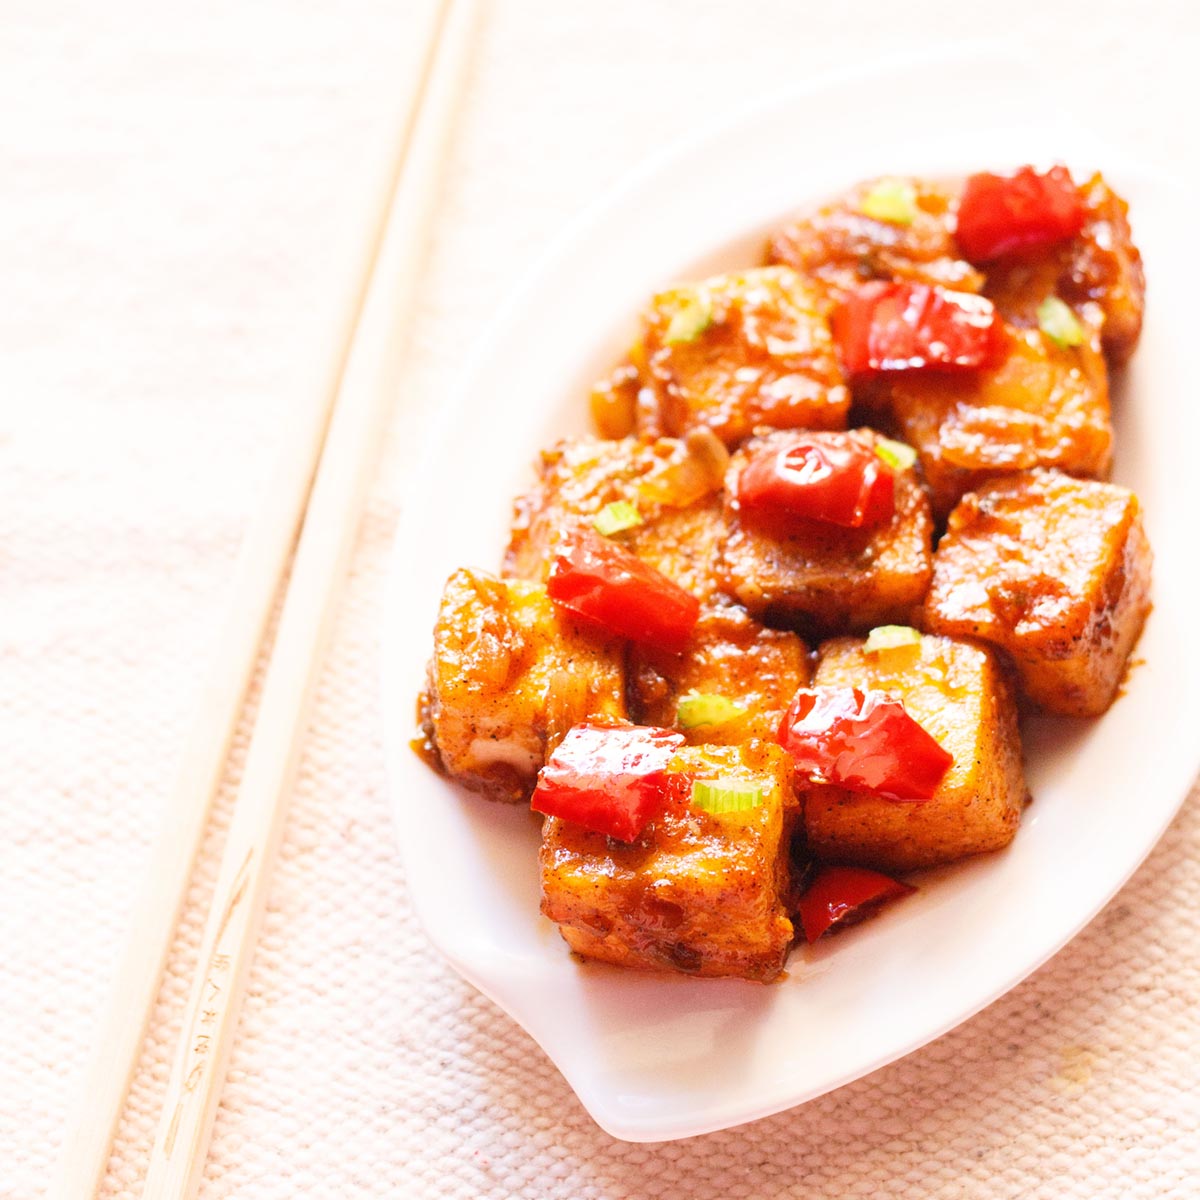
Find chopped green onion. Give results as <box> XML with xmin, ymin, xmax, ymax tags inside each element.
<box><xmin>691</xmin><ymin>779</ymin><xmax>764</xmax><ymax>815</ymax></box>
<box><xmin>1037</xmin><ymin>296</ymin><xmax>1085</xmax><ymax>349</ymax></box>
<box><xmin>865</xmin><ymin>625</ymin><xmax>922</xmax><ymax>654</ymax></box>
<box><xmin>676</xmin><ymin>691</ymin><xmax>746</xmax><ymax>729</ymax></box>
<box><xmin>859</xmin><ymin>178</ymin><xmax>918</xmax><ymax>226</ymax></box>
<box><xmin>875</xmin><ymin>437</ymin><xmax>917</xmax><ymax>472</ymax></box>
<box><xmin>592</xmin><ymin>499</ymin><xmax>643</xmax><ymax>537</ymax></box>
<box><xmin>664</xmin><ymin>290</ymin><xmax>713</xmax><ymax>344</ymax></box>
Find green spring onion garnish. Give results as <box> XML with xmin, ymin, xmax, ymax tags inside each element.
<box><xmin>593</xmin><ymin>500</ymin><xmax>643</xmax><ymax>537</ymax></box>
<box><xmin>676</xmin><ymin>691</ymin><xmax>746</xmax><ymax>729</ymax></box>
<box><xmin>875</xmin><ymin>437</ymin><xmax>917</xmax><ymax>471</ymax></box>
<box><xmin>865</xmin><ymin>624</ymin><xmax>922</xmax><ymax>654</ymax></box>
<box><xmin>691</xmin><ymin>779</ymin><xmax>764</xmax><ymax>815</ymax></box>
<box><xmin>664</xmin><ymin>290</ymin><xmax>714</xmax><ymax>344</ymax></box>
<box><xmin>859</xmin><ymin>178</ymin><xmax>918</xmax><ymax>226</ymax></box>
<box><xmin>1037</xmin><ymin>296</ymin><xmax>1085</xmax><ymax>349</ymax></box>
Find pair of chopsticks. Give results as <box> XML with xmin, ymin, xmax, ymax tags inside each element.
<box><xmin>48</xmin><ymin>3</ymin><xmax>476</xmax><ymax>1195</ymax></box>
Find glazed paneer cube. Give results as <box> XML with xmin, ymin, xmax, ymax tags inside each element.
<box><xmin>982</xmin><ymin>173</ymin><xmax>1145</xmax><ymax>367</ymax></box>
<box><xmin>803</xmin><ymin>634</ymin><xmax>1026</xmax><ymax>871</ymax></box>
<box><xmin>766</xmin><ymin>176</ymin><xmax>984</xmax><ymax>309</ymax></box>
<box><xmin>880</xmin><ymin>326</ymin><xmax>1113</xmax><ymax>521</ymax></box>
<box><xmin>425</xmin><ymin>569</ymin><xmax>626</xmax><ymax>802</ymax></box>
<box><xmin>718</xmin><ymin>428</ymin><xmax>934</xmax><ymax>635</ymax></box>
<box><xmin>630</xmin><ymin>266</ymin><xmax>849</xmax><ymax>447</ymax></box>
<box><xmin>504</xmin><ymin>433</ymin><xmax>729</xmax><ymax>601</ymax></box>
<box><xmin>923</xmin><ymin>469</ymin><xmax>1152</xmax><ymax>716</ymax></box>
<box><xmin>540</xmin><ymin>742</ymin><xmax>797</xmax><ymax>980</ymax></box>
<box><xmin>628</xmin><ymin>604</ymin><xmax>812</xmax><ymax>744</ymax></box>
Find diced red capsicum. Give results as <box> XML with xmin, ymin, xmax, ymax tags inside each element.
<box><xmin>955</xmin><ymin>164</ymin><xmax>1085</xmax><ymax>262</ymax></box>
<box><xmin>777</xmin><ymin>686</ymin><xmax>953</xmax><ymax>801</ymax></box>
<box><xmin>797</xmin><ymin>865</ymin><xmax>916</xmax><ymax>942</ymax></box>
<box><xmin>531</xmin><ymin>721</ymin><xmax>686</xmax><ymax>841</ymax></box>
<box><xmin>547</xmin><ymin>529</ymin><xmax>701</xmax><ymax>652</ymax></box>
<box><xmin>735</xmin><ymin>435</ymin><xmax>895</xmax><ymax>530</ymax></box>
<box><xmin>833</xmin><ymin>281</ymin><xmax>1004</xmax><ymax>378</ymax></box>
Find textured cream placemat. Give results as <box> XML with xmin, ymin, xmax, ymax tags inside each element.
<box><xmin>3</xmin><ymin>2</ymin><xmax>1198</xmax><ymax>1197</ymax></box>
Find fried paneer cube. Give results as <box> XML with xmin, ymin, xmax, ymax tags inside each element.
<box><xmin>923</xmin><ymin>470</ymin><xmax>1152</xmax><ymax>716</ymax></box>
<box><xmin>879</xmin><ymin>326</ymin><xmax>1113</xmax><ymax>521</ymax></box>
<box><xmin>630</xmin><ymin>266</ymin><xmax>849</xmax><ymax>447</ymax></box>
<box><xmin>982</xmin><ymin>173</ymin><xmax>1145</xmax><ymax>367</ymax></box>
<box><xmin>767</xmin><ymin>176</ymin><xmax>984</xmax><ymax>309</ymax></box>
<box><xmin>539</xmin><ymin>741</ymin><xmax>797</xmax><ymax>980</ymax></box>
<box><xmin>802</xmin><ymin>633</ymin><xmax>1026</xmax><ymax>871</ymax></box>
<box><xmin>425</xmin><ymin>569</ymin><xmax>626</xmax><ymax>803</ymax></box>
<box><xmin>504</xmin><ymin>433</ymin><xmax>730</xmax><ymax>601</ymax></box>
<box><xmin>628</xmin><ymin>605</ymin><xmax>812</xmax><ymax>744</ymax></box>
<box><xmin>718</xmin><ymin>428</ymin><xmax>934</xmax><ymax>635</ymax></box>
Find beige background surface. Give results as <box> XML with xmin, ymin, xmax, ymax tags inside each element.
<box><xmin>2</xmin><ymin>1</ymin><xmax>1198</xmax><ymax>1196</ymax></box>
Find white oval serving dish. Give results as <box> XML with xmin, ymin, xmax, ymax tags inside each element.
<box><xmin>382</xmin><ymin>52</ymin><xmax>1200</xmax><ymax>1141</ymax></box>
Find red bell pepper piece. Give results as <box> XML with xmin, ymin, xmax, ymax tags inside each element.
<box><xmin>797</xmin><ymin>864</ymin><xmax>916</xmax><ymax>942</ymax></box>
<box><xmin>547</xmin><ymin>529</ymin><xmax>701</xmax><ymax>652</ymax></box>
<box><xmin>955</xmin><ymin>164</ymin><xmax>1085</xmax><ymax>262</ymax></box>
<box><xmin>736</xmin><ymin>435</ymin><xmax>895</xmax><ymax>531</ymax></box>
<box><xmin>777</xmin><ymin>686</ymin><xmax>953</xmax><ymax>801</ymax></box>
<box><xmin>531</xmin><ymin>721</ymin><xmax>686</xmax><ymax>841</ymax></box>
<box><xmin>833</xmin><ymin>281</ymin><xmax>1004</xmax><ymax>378</ymax></box>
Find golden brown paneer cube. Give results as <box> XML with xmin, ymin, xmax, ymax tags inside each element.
<box><xmin>767</xmin><ymin>176</ymin><xmax>984</xmax><ymax>309</ymax></box>
<box><xmin>718</xmin><ymin>428</ymin><xmax>934</xmax><ymax>636</ymax></box>
<box><xmin>504</xmin><ymin>433</ymin><xmax>730</xmax><ymax>601</ymax></box>
<box><xmin>879</xmin><ymin>326</ymin><xmax>1113</xmax><ymax>521</ymax></box>
<box><xmin>923</xmin><ymin>469</ymin><xmax>1152</xmax><ymax>716</ymax></box>
<box><xmin>982</xmin><ymin>173</ymin><xmax>1145</xmax><ymax>367</ymax></box>
<box><xmin>803</xmin><ymin>633</ymin><xmax>1026</xmax><ymax>871</ymax></box>
<box><xmin>630</xmin><ymin>266</ymin><xmax>849</xmax><ymax>447</ymax></box>
<box><xmin>424</xmin><ymin>569</ymin><xmax>626</xmax><ymax>803</ymax></box>
<box><xmin>628</xmin><ymin>604</ymin><xmax>812</xmax><ymax>744</ymax></box>
<box><xmin>540</xmin><ymin>741</ymin><xmax>797</xmax><ymax>980</ymax></box>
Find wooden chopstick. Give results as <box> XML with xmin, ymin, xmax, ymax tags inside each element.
<box><xmin>45</xmin><ymin>4</ymin><xmax>458</xmax><ymax>1197</ymax></box>
<box><xmin>136</xmin><ymin>3</ymin><xmax>476</xmax><ymax>1195</ymax></box>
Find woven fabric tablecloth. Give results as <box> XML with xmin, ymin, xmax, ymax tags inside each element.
<box><xmin>3</xmin><ymin>2</ymin><xmax>1198</xmax><ymax>1196</ymax></box>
